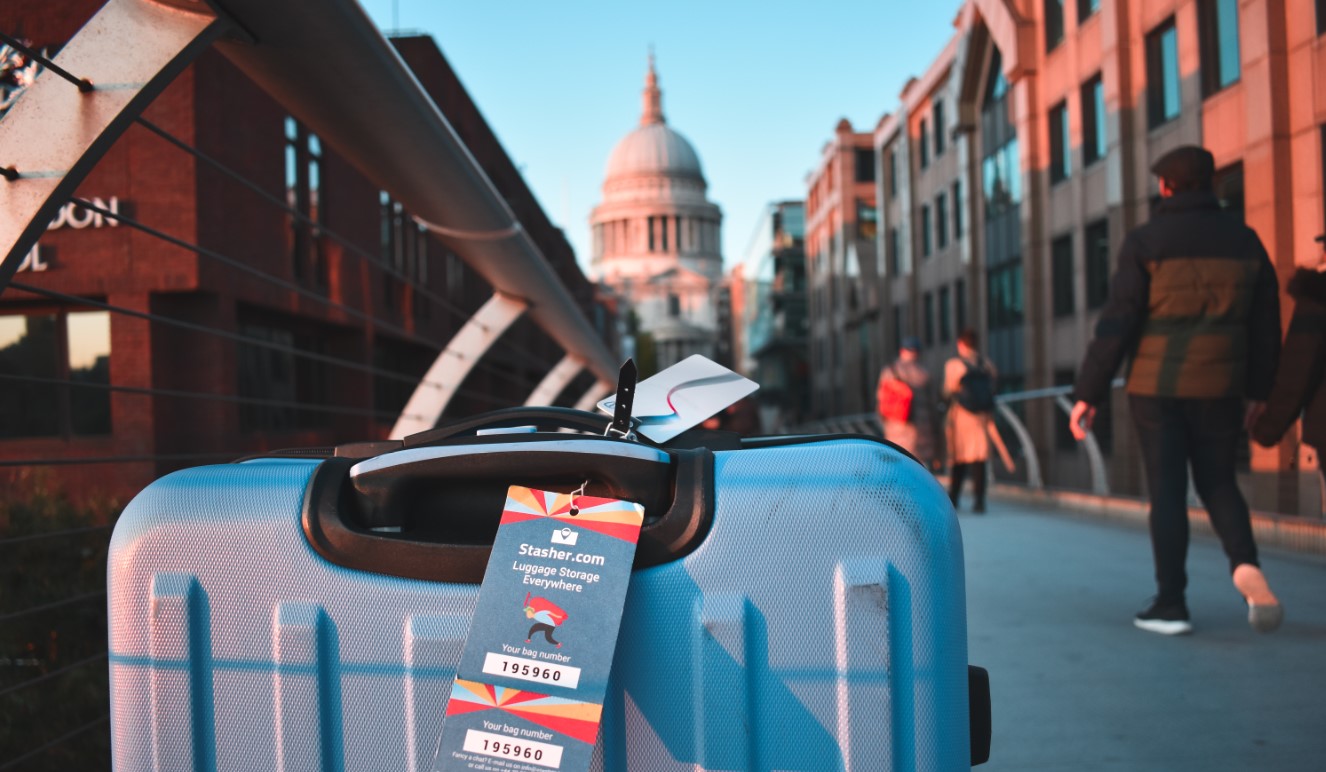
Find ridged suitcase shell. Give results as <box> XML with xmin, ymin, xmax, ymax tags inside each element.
<box><xmin>108</xmin><ymin>438</ymin><xmax>970</xmax><ymax>771</ymax></box>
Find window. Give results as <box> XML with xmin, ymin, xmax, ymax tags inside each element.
<box><xmin>889</xmin><ymin>148</ymin><xmax>899</xmax><ymax>196</ymax></box>
<box><xmin>1051</xmin><ymin>234</ymin><xmax>1075</xmax><ymax>317</ymax></box>
<box><xmin>285</xmin><ymin>117</ymin><xmax>325</xmax><ymax>286</ymax></box>
<box><xmin>1204</xmin><ymin>0</ymin><xmax>1241</xmax><ymax>98</ymax></box>
<box><xmin>892</xmin><ymin>305</ymin><xmax>905</xmax><ymax>353</ymax></box>
<box><xmin>924</xmin><ymin>292</ymin><xmax>935</xmax><ymax>347</ymax></box>
<box><xmin>1049</xmin><ymin>100</ymin><xmax>1071</xmax><ymax>183</ymax></box>
<box><xmin>936</xmin><ymin>192</ymin><xmax>949</xmax><ymax>250</ymax></box>
<box><xmin>982</xmin><ymin>138</ymin><xmax>1022</xmax><ymax>218</ymax></box>
<box><xmin>919</xmin><ymin>118</ymin><xmax>930</xmax><ymax>169</ymax></box>
<box><xmin>445</xmin><ymin>251</ymin><xmax>465</xmax><ymax>303</ymax></box>
<box><xmin>1045</xmin><ymin>0</ymin><xmax>1065</xmax><ymax>52</ymax></box>
<box><xmin>985</xmin><ymin>51</ymin><xmax>1009</xmax><ymax>103</ymax></box>
<box><xmin>0</xmin><ymin>311</ymin><xmax>111</xmax><ymax>438</ymax></box>
<box><xmin>1078</xmin><ymin>0</ymin><xmax>1100</xmax><ymax>23</ymax></box>
<box><xmin>308</xmin><ymin>134</ymin><xmax>323</xmax><ymax>227</ymax></box>
<box><xmin>1319</xmin><ymin>0</ymin><xmax>1326</xmax><ymax>35</ymax></box>
<box><xmin>857</xmin><ymin>199</ymin><xmax>878</xmax><ymax>240</ymax></box>
<box><xmin>939</xmin><ymin>286</ymin><xmax>953</xmax><ymax>343</ymax></box>
<box><xmin>1321</xmin><ymin>126</ymin><xmax>1326</xmax><ymax>234</ymax></box>
<box><xmin>952</xmin><ymin>180</ymin><xmax>964</xmax><ymax>238</ymax></box>
<box><xmin>887</xmin><ymin>227</ymin><xmax>901</xmax><ymax>276</ymax></box>
<box><xmin>955</xmin><ymin>278</ymin><xmax>967</xmax><ymax>331</ymax></box>
<box><xmin>1085</xmin><ymin>219</ymin><xmax>1110</xmax><ymax>309</ymax></box>
<box><xmin>413</xmin><ymin>231</ymin><xmax>431</xmax><ymax>320</ymax></box>
<box><xmin>1199</xmin><ymin>0</ymin><xmax>1241</xmax><ymax>97</ymax></box>
<box><xmin>855</xmin><ymin>148</ymin><xmax>875</xmax><ymax>183</ymax></box>
<box><xmin>987</xmin><ymin>260</ymin><xmax>1025</xmax><ymax>330</ymax></box>
<box><xmin>380</xmin><ymin>192</ymin><xmax>430</xmax><ymax>310</ymax></box>
<box><xmin>1146</xmin><ymin>19</ymin><xmax>1181</xmax><ymax>128</ymax></box>
<box><xmin>921</xmin><ymin>205</ymin><xmax>933</xmax><ymax>257</ymax></box>
<box><xmin>933</xmin><ymin>101</ymin><xmax>946</xmax><ymax>156</ymax></box>
<box><xmin>1081</xmin><ymin>74</ymin><xmax>1106</xmax><ymax>166</ymax></box>
<box><xmin>648</xmin><ymin>216</ymin><xmax>656</xmax><ymax>252</ymax></box>
<box><xmin>667</xmin><ymin>294</ymin><xmax>681</xmax><ymax>317</ymax></box>
<box><xmin>237</xmin><ymin>322</ymin><xmax>330</xmax><ymax>433</ymax></box>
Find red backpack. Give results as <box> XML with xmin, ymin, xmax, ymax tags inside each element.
<box><xmin>878</xmin><ymin>373</ymin><xmax>914</xmax><ymax>423</ymax></box>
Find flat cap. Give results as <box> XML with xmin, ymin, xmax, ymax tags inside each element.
<box><xmin>1151</xmin><ymin>145</ymin><xmax>1215</xmax><ymax>186</ymax></box>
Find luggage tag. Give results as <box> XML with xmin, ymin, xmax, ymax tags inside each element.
<box><xmin>433</xmin><ymin>363</ymin><xmax>644</xmax><ymax>772</ymax></box>
<box><xmin>597</xmin><ymin>354</ymin><xmax>758</xmax><ymax>443</ymax></box>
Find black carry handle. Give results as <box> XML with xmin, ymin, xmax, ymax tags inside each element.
<box><xmin>302</xmin><ymin>436</ymin><xmax>713</xmax><ymax>584</ymax></box>
<box><xmin>402</xmin><ymin>406</ymin><xmax>634</xmax><ymax>448</ymax></box>
<box><xmin>351</xmin><ymin>439</ymin><xmax>675</xmax><ymax>529</ymax></box>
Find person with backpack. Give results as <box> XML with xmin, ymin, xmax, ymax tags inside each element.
<box><xmin>877</xmin><ymin>337</ymin><xmax>937</xmax><ymax>467</ymax></box>
<box><xmin>943</xmin><ymin>328</ymin><xmax>1014</xmax><ymax>513</ymax></box>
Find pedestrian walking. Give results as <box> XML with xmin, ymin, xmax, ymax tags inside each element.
<box><xmin>877</xmin><ymin>336</ymin><xmax>938</xmax><ymax>467</ymax></box>
<box><xmin>943</xmin><ymin>329</ymin><xmax>1014</xmax><ymax>513</ymax></box>
<box><xmin>1069</xmin><ymin>145</ymin><xmax>1283</xmax><ymax>635</ymax></box>
<box><xmin>1252</xmin><ymin>236</ymin><xmax>1326</xmax><ymax>492</ymax></box>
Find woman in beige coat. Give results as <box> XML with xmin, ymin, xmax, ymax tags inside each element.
<box><xmin>943</xmin><ymin>330</ymin><xmax>1014</xmax><ymax>513</ymax></box>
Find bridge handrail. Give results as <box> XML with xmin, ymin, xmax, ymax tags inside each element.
<box><xmin>790</xmin><ymin>378</ymin><xmax>1128</xmax><ymax>495</ymax></box>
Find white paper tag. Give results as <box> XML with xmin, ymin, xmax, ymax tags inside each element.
<box><xmin>597</xmin><ymin>355</ymin><xmax>758</xmax><ymax>443</ymax></box>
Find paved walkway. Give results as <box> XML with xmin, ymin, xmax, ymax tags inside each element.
<box><xmin>963</xmin><ymin>498</ymin><xmax>1326</xmax><ymax>772</ymax></box>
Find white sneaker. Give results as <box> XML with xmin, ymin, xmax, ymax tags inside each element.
<box><xmin>1233</xmin><ymin>564</ymin><xmax>1282</xmax><ymax>634</ymax></box>
<box><xmin>1133</xmin><ymin>599</ymin><xmax>1193</xmax><ymax>636</ymax></box>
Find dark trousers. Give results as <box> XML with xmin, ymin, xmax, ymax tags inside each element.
<box><xmin>949</xmin><ymin>461</ymin><xmax>987</xmax><ymax>507</ymax></box>
<box><xmin>527</xmin><ymin>622</ymin><xmax>559</xmax><ymax>645</ymax></box>
<box><xmin>1130</xmin><ymin>396</ymin><xmax>1260</xmax><ymax>605</ymax></box>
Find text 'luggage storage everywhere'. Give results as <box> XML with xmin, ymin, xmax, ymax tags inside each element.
<box><xmin>107</xmin><ymin>408</ymin><xmax>989</xmax><ymax>770</ymax></box>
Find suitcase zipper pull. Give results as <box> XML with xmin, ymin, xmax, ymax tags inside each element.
<box><xmin>606</xmin><ymin>359</ymin><xmax>639</xmax><ymax>441</ymax></box>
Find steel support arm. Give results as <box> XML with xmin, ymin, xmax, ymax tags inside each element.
<box><xmin>390</xmin><ymin>293</ymin><xmax>527</xmax><ymax>439</ymax></box>
<box><xmin>0</xmin><ymin>0</ymin><xmax>228</xmax><ymax>291</ymax></box>
<box><xmin>573</xmin><ymin>381</ymin><xmax>615</xmax><ymax>413</ymax></box>
<box><xmin>524</xmin><ymin>354</ymin><xmax>584</xmax><ymax>407</ymax></box>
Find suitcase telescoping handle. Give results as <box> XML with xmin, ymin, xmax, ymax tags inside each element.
<box><xmin>302</xmin><ymin>433</ymin><xmax>714</xmax><ymax>584</ymax></box>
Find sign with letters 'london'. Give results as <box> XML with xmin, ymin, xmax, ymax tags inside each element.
<box><xmin>15</xmin><ymin>197</ymin><xmax>126</xmax><ymax>274</ymax></box>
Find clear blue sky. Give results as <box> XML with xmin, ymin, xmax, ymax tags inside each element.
<box><xmin>357</xmin><ymin>0</ymin><xmax>964</xmax><ymax>272</ymax></box>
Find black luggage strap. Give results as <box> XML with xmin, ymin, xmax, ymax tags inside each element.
<box><xmin>607</xmin><ymin>358</ymin><xmax>638</xmax><ymax>440</ymax></box>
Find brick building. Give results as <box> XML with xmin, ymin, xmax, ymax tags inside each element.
<box><xmin>809</xmin><ymin>0</ymin><xmax>1326</xmax><ymax>508</ymax></box>
<box><xmin>804</xmin><ymin>120</ymin><xmax>880</xmax><ymax>416</ymax></box>
<box><xmin>0</xmin><ymin>2</ymin><xmax>611</xmax><ymax>504</ymax></box>
<box><xmin>731</xmin><ymin>201</ymin><xmax>810</xmax><ymax>431</ymax></box>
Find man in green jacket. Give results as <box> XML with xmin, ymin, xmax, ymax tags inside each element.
<box><xmin>1069</xmin><ymin>145</ymin><xmax>1283</xmax><ymax>635</ymax></box>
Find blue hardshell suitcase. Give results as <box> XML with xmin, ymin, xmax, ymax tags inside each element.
<box><xmin>108</xmin><ymin>408</ymin><xmax>989</xmax><ymax>771</ymax></box>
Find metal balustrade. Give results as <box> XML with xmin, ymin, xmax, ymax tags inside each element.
<box><xmin>793</xmin><ymin>379</ymin><xmax>1325</xmax><ymax>521</ymax></box>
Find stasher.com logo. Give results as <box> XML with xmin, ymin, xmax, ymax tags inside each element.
<box><xmin>551</xmin><ymin>526</ymin><xmax>578</xmax><ymax>546</ymax></box>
